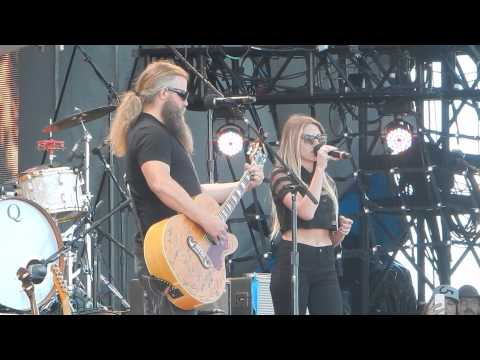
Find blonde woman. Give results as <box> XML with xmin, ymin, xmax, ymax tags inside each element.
<box><xmin>269</xmin><ymin>114</ymin><xmax>353</xmax><ymax>315</ymax></box>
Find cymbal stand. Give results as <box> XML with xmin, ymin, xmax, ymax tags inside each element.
<box><xmin>78</xmin><ymin>119</ymin><xmax>94</xmax><ymax>303</ymax></box>
<box><xmin>61</xmin><ymin>222</ymin><xmax>83</xmax><ymax>299</ymax></box>
<box><xmin>36</xmin><ymin>119</ymin><xmax>64</xmax><ymax>167</ymax></box>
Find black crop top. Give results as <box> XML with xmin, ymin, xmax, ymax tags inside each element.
<box><xmin>271</xmin><ymin>166</ymin><xmax>338</xmax><ymax>233</ymax></box>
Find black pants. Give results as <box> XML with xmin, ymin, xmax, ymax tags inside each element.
<box><xmin>134</xmin><ymin>245</ymin><xmax>197</xmax><ymax>315</ymax></box>
<box><xmin>270</xmin><ymin>240</ymin><xmax>343</xmax><ymax>315</ymax></box>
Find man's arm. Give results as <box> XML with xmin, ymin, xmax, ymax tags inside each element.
<box><xmin>141</xmin><ymin>160</ymin><xmax>227</xmax><ymax>239</ymax></box>
<box><xmin>201</xmin><ymin>182</ymin><xmax>238</xmax><ymax>204</ymax></box>
<box><xmin>201</xmin><ymin>163</ymin><xmax>265</xmax><ymax>204</ymax></box>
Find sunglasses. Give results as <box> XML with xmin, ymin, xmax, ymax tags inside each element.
<box><xmin>165</xmin><ymin>87</ymin><xmax>189</xmax><ymax>101</ymax></box>
<box><xmin>302</xmin><ymin>133</ymin><xmax>327</xmax><ymax>145</ymax></box>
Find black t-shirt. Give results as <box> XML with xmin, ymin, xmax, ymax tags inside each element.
<box><xmin>126</xmin><ymin>113</ymin><xmax>202</xmax><ymax>244</ymax></box>
<box><xmin>271</xmin><ymin>166</ymin><xmax>338</xmax><ymax>233</ymax></box>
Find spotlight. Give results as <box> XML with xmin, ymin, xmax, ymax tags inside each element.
<box><xmin>216</xmin><ymin>124</ymin><xmax>245</xmax><ymax>156</ymax></box>
<box><xmin>384</xmin><ymin>116</ymin><xmax>414</xmax><ymax>155</ymax></box>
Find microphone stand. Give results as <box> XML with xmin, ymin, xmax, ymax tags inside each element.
<box><xmin>76</xmin><ymin>45</ymin><xmax>131</xmax><ymax>309</ymax></box>
<box><xmin>83</xmin><ymin>147</ymin><xmax>141</xmax><ymax>310</ymax></box>
<box><xmin>243</xmin><ymin>117</ymin><xmax>318</xmax><ymax>315</ymax></box>
<box><xmin>22</xmin><ymin>238</ymin><xmax>82</xmax><ymax>287</ymax></box>
<box><xmin>77</xmin><ymin>46</ymin><xmax>120</xmax><ymax>103</ymax></box>
<box><xmin>73</xmin><ymin>196</ymin><xmax>134</xmax><ymax>311</ymax></box>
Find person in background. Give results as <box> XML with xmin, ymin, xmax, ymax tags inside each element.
<box><xmin>458</xmin><ymin>284</ymin><xmax>480</xmax><ymax>315</ymax></box>
<box><xmin>423</xmin><ymin>285</ymin><xmax>459</xmax><ymax>315</ymax></box>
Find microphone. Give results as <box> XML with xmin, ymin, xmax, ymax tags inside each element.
<box><xmin>313</xmin><ymin>144</ymin><xmax>352</xmax><ymax>160</ymax></box>
<box><xmin>26</xmin><ymin>259</ymin><xmax>48</xmax><ymax>285</ymax></box>
<box><xmin>66</xmin><ymin>138</ymin><xmax>84</xmax><ymax>162</ymax></box>
<box><xmin>203</xmin><ymin>94</ymin><xmax>256</xmax><ymax>109</ymax></box>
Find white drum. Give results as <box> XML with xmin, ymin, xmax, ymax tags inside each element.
<box><xmin>17</xmin><ymin>166</ymin><xmax>89</xmax><ymax>223</ymax></box>
<box><xmin>0</xmin><ymin>197</ymin><xmax>64</xmax><ymax>312</ymax></box>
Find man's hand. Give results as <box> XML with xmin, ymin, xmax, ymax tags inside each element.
<box><xmin>198</xmin><ymin>213</ymin><xmax>229</xmax><ymax>244</ymax></box>
<box><xmin>425</xmin><ymin>302</ymin><xmax>445</xmax><ymax>315</ymax></box>
<box><xmin>245</xmin><ymin>163</ymin><xmax>264</xmax><ymax>191</ymax></box>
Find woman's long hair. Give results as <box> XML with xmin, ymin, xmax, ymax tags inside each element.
<box><xmin>270</xmin><ymin>114</ymin><xmax>338</xmax><ymax>239</ymax></box>
<box><xmin>108</xmin><ymin>60</ymin><xmax>189</xmax><ymax>157</ymax></box>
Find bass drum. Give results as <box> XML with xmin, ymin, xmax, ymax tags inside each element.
<box><xmin>0</xmin><ymin>197</ymin><xmax>64</xmax><ymax>313</ymax></box>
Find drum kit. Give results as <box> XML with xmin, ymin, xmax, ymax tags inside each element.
<box><xmin>0</xmin><ymin>105</ymin><xmax>128</xmax><ymax>315</ymax></box>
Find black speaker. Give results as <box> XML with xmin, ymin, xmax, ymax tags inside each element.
<box><xmin>229</xmin><ymin>274</ymin><xmax>275</xmax><ymax>315</ymax></box>
<box><xmin>229</xmin><ymin>276</ymin><xmax>253</xmax><ymax>315</ymax></box>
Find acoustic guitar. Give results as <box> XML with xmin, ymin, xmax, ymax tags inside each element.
<box><xmin>144</xmin><ymin>141</ymin><xmax>266</xmax><ymax>310</ymax></box>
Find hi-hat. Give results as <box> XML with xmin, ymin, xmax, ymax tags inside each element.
<box><xmin>42</xmin><ymin>106</ymin><xmax>116</xmax><ymax>133</ymax></box>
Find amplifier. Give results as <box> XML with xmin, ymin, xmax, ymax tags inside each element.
<box><xmin>229</xmin><ymin>273</ymin><xmax>274</xmax><ymax>315</ymax></box>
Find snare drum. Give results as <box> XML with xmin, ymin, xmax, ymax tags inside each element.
<box><xmin>0</xmin><ymin>197</ymin><xmax>64</xmax><ymax>313</ymax></box>
<box><xmin>17</xmin><ymin>166</ymin><xmax>89</xmax><ymax>223</ymax></box>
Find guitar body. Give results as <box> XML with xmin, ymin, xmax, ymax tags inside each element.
<box><xmin>144</xmin><ymin>193</ymin><xmax>238</xmax><ymax>310</ymax></box>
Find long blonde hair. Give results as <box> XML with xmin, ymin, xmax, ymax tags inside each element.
<box><xmin>108</xmin><ymin>60</ymin><xmax>189</xmax><ymax>157</ymax></box>
<box><xmin>270</xmin><ymin>114</ymin><xmax>339</xmax><ymax>239</ymax></box>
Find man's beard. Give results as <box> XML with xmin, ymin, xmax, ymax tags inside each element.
<box><xmin>162</xmin><ymin>99</ymin><xmax>194</xmax><ymax>155</ymax></box>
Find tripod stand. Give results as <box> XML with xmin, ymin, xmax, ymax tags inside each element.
<box><xmin>58</xmin><ymin>45</ymin><xmax>143</xmax><ymax>311</ymax></box>
<box><xmin>78</xmin><ymin>145</ymin><xmax>143</xmax><ymax>311</ymax></box>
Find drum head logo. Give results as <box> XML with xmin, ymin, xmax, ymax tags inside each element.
<box><xmin>7</xmin><ymin>203</ymin><xmax>21</xmax><ymax>222</ymax></box>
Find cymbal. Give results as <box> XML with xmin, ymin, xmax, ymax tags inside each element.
<box><xmin>42</xmin><ymin>105</ymin><xmax>117</xmax><ymax>133</ymax></box>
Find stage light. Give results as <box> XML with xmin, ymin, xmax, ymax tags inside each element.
<box><xmin>216</xmin><ymin>124</ymin><xmax>245</xmax><ymax>156</ymax></box>
<box><xmin>384</xmin><ymin>117</ymin><xmax>414</xmax><ymax>155</ymax></box>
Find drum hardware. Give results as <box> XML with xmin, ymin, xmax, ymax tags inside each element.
<box><xmin>38</xmin><ymin>118</ymin><xmax>65</xmax><ymax>167</ymax></box>
<box><xmin>73</xmin><ymin>192</ymin><xmax>135</xmax><ymax>311</ymax></box>
<box><xmin>68</xmin><ymin>144</ymin><xmax>141</xmax><ymax>311</ymax></box>
<box><xmin>7</xmin><ymin>51</ymin><xmax>126</xmax><ymax>312</ymax></box>
<box><xmin>67</xmin><ymin>118</ymin><xmax>95</xmax><ymax>301</ymax></box>
<box><xmin>44</xmin><ymin>46</ymin><xmax>121</xmax><ymax>310</ymax></box>
<box><xmin>17</xmin><ymin>239</ymin><xmax>83</xmax><ymax>314</ymax></box>
<box><xmin>6</xmin><ymin>51</ymin><xmax>122</xmax><ymax>312</ymax></box>
<box><xmin>37</xmin><ymin>138</ymin><xmax>64</xmax><ymax>167</ymax></box>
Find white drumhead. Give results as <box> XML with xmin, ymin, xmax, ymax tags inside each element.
<box><xmin>0</xmin><ymin>198</ymin><xmax>61</xmax><ymax>311</ymax></box>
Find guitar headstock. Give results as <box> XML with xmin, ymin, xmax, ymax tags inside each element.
<box><xmin>247</xmin><ymin>139</ymin><xmax>267</xmax><ymax>167</ymax></box>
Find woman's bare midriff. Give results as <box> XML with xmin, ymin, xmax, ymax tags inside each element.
<box><xmin>282</xmin><ymin>228</ymin><xmax>332</xmax><ymax>247</ymax></box>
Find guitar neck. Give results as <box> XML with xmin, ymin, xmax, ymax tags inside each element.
<box><xmin>61</xmin><ymin>300</ymin><xmax>72</xmax><ymax>315</ymax></box>
<box><xmin>51</xmin><ymin>265</ymin><xmax>72</xmax><ymax>315</ymax></box>
<box><xmin>217</xmin><ymin>172</ymin><xmax>250</xmax><ymax>222</ymax></box>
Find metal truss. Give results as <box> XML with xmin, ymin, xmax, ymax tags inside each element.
<box><xmin>136</xmin><ymin>45</ymin><xmax>480</xmax><ymax>313</ymax></box>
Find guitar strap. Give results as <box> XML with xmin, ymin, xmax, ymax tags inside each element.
<box><xmin>142</xmin><ymin>275</ymin><xmax>184</xmax><ymax>300</ymax></box>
